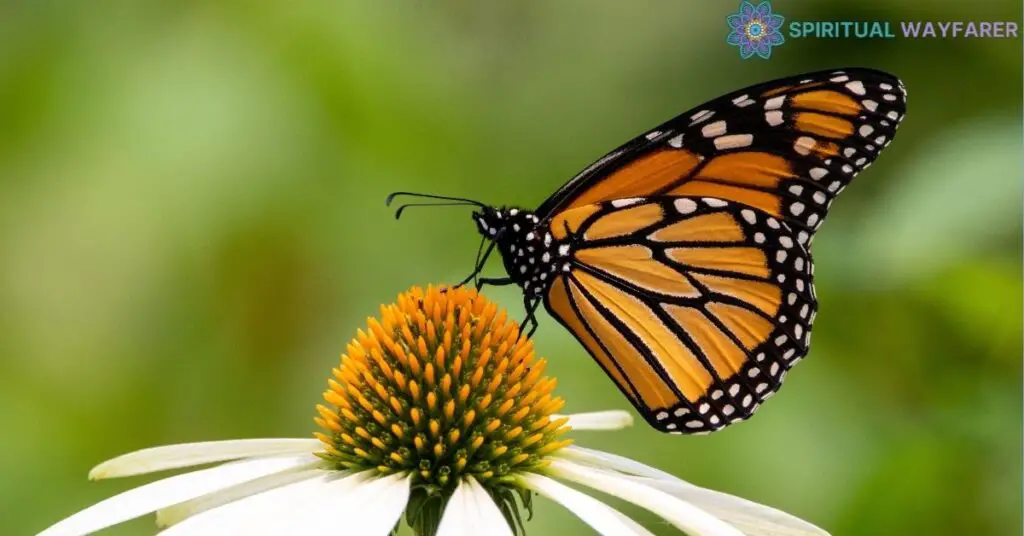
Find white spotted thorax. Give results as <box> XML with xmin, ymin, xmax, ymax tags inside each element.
<box><xmin>474</xmin><ymin>207</ymin><xmax>567</xmax><ymax>297</ymax></box>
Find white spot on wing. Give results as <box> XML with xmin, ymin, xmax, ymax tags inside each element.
<box><xmin>794</xmin><ymin>136</ymin><xmax>815</xmax><ymax>156</ymax></box>
<box><xmin>611</xmin><ymin>197</ymin><xmax>644</xmax><ymax>208</ymax></box>
<box><xmin>675</xmin><ymin>198</ymin><xmax>698</xmax><ymax>214</ymax></box>
<box><xmin>701</xmin><ymin>121</ymin><xmax>727</xmax><ymax>138</ymax></box>
<box><xmin>733</xmin><ymin>94</ymin><xmax>755</xmax><ymax>107</ymax></box>
<box><xmin>691</xmin><ymin>110</ymin><xmax>715</xmax><ymax>124</ymax></box>
<box><xmin>714</xmin><ymin>134</ymin><xmax>753</xmax><ymax>150</ymax></box>
<box><xmin>702</xmin><ymin>197</ymin><xmax>728</xmax><ymax>207</ymax></box>
<box><xmin>765</xmin><ymin>96</ymin><xmax>786</xmax><ymax>110</ymax></box>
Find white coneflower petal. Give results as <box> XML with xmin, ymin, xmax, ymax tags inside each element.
<box><xmin>156</xmin><ymin>467</ymin><xmax>324</xmax><ymax>527</ymax></box>
<box><xmin>40</xmin><ymin>286</ymin><xmax>830</xmax><ymax>536</ymax></box>
<box><xmin>521</xmin><ymin>473</ymin><xmax>644</xmax><ymax>536</ymax></box>
<box><xmin>549</xmin><ymin>459</ymin><xmax>745</xmax><ymax>536</ymax></box>
<box><xmin>39</xmin><ymin>455</ymin><xmax>319</xmax><ymax>536</ymax></box>
<box><xmin>561</xmin><ymin>446</ymin><xmax>829</xmax><ymax>536</ymax></box>
<box><xmin>158</xmin><ymin>471</ymin><xmax>335</xmax><ymax>535</ymax></box>
<box><xmin>626</xmin><ymin>476</ymin><xmax>829</xmax><ymax>536</ymax></box>
<box><xmin>554</xmin><ymin>410</ymin><xmax>634</xmax><ymax>431</ymax></box>
<box><xmin>559</xmin><ymin>445</ymin><xmax>676</xmax><ymax>479</ymax></box>
<box><xmin>437</xmin><ymin>476</ymin><xmax>514</xmax><ymax>536</ymax></box>
<box><xmin>266</xmin><ymin>473</ymin><xmax>411</xmax><ymax>535</ymax></box>
<box><xmin>90</xmin><ymin>439</ymin><xmax>321</xmax><ymax>480</ymax></box>
<box><xmin>609</xmin><ymin>510</ymin><xmax>657</xmax><ymax>536</ymax></box>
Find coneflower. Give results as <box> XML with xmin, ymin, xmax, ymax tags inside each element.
<box><xmin>38</xmin><ymin>286</ymin><xmax>827</xmax><ymax>536</ymax></box>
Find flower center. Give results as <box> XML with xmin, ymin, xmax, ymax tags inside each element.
<box><xmin>314</xmin><ymin>285</ymin><xmax>572</xmax><ymax>530</ymax></box>
<box><xmin>747</xmin><ymin>20</ymin><xmax>764</xmax><ymax>38</ymax></box>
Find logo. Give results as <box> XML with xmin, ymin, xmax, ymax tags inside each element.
<box><xmin>726</xmin><ymin>1</ymin><xmax>786</xmax><ymax>59</ymax></box>
<box><xmin>723</xmin><ymin>1</ymin><xmax>1018</xmax><ymax>55</ymax></box>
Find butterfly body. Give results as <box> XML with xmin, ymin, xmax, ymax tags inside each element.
<box><xmin>401</xmin><ymin>68</ymin><xmax>906</xmax><ymax>435</ymax></box>
<box><xmin>473</xmin><ymin>206</ymin><xmax>569</xmax><ymax>299</ymax></box>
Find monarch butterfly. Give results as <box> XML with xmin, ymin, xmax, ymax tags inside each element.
<box><xmin>388</xmin><ymin>68</ymin><xmax>906</xmax><ymax>434</ymax></box>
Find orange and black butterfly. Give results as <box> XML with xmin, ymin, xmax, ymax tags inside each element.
<box><xmin>388</xmin><ymin>68</ymin><xmax>907</xmax><ymax>434</ymax></box>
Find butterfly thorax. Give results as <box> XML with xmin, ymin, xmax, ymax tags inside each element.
<box><xmin>472</xmin><ymin>206</ymin><xmax>570</xmax><ymax>298</ymax></box>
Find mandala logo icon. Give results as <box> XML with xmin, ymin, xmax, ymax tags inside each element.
<box><xmin>727</xmin><ymin>1</ymin><xmax>786</xmax><ymax>60</ymax></box>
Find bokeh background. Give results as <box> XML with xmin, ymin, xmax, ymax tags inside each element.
<box><xmin>3</xmin><ymin>1</ymin><xmax>1021</xmax><ymax>535</ymax></box>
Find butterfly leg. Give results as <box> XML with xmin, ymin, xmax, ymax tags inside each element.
<box><xmin>476</xmin><ymin>277</ymin><xmax>515</xmax><ymax>291</ymax></box>
<box><xmin>519</xmin><ymin>296</ymin><xmax>541</xmax><ymax>339</ymax></box>
<box><xmin>452</xmin><ymin>240</ymin><xmax>499</xmax><ymax>289</ymax></box>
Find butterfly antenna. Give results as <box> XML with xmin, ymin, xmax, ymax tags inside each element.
<box><xmin>386</xmin><ymin>191</ymin><xmax>485</xmax><ymax>207</ymax></box>
<box><xmin>385</xmin><ymin>192</ymin><xmax>487</xmax><ymax>220</ymax></box>
<box><xmin>392</xmin><ymin>201</ymin><xmax>479</xmax><ymax>220</ymax></box>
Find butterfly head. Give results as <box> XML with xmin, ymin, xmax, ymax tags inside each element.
<box><xmin>472</xmin><ymin>206</ymin><xmax>540</xmax><ymax>243</ymax></box>
<box><xmin>471</xmin><ymin>206</ymin><xmax>505</xmax><ymax>239</ymax></box>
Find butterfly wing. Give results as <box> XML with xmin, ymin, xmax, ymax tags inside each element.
<box><xmin>537</xmin><ymin>68</ymin><xmax>906</xmax><ymax>247</ymax></box>
<box><xmin>543</xmin><ymin>196</ymin><xmax>815</xmax><ymax>434</ymax></box>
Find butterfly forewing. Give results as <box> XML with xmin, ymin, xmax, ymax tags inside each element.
<box><xmin>453</xmin><ymin>67</ymin><xmax>906</xmax><ymax>434</ymax></box>
<box><xmin>536</xmin><ymin>68</ymin><xmax>907</xmax><ymax>246</ymax></box>
<box><xmin>543</xmin><ymin>196</ymin><xmax>816</xmax><ymax>434</ymax></box>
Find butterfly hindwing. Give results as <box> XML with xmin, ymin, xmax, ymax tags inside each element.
<box><xmin>449</xmin><ymin>68</ymin><xmax>906</xmax><ymax>434</ymax></box>
<box><xmin>535</xmin><ymin>68</ymin><xmax>907</xmax><ymax>247</ymax></box>
<box><xmin>543</xmin><ymin>196</ymin><xmax>816</xmax><ymax>434</ymax></box>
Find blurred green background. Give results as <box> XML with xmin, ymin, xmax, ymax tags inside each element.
<box><xmin>3</xmin><ymin>1</ymin><xmax>1021</xmax><ymax>535</ymax></box>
